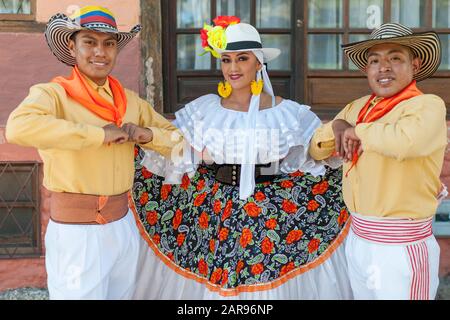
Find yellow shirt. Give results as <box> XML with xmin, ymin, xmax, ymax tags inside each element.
<box><xmin>6</xmin><ymin>77</ymin><xmax>182</xmax><ymax>196</ymax></box>
<box><xmin>309</xmin><ymin>94</ymin><xmax>447</xmax><ymax>219</ymax></box>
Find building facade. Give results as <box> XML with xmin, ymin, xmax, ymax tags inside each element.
<box><xmin>0</xmin><ymin>0</ymin><xmax>449</xmax><ymax>291</ymax></box>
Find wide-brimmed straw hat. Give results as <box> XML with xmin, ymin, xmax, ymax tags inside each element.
<box><xmin>342</xmin><ymin>23</ymin><xmax>441</xmax><ymax>81</ymax></box>
<box><xmin>45</xmin><ymin>5</ymin><xmax>141</xmax><ymax>66</ymax></box>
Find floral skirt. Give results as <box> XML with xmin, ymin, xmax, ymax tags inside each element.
<box><xmin>131</xmin><ymin>147</ymin><xmax>351</xmax><ymax>298</ymax></box>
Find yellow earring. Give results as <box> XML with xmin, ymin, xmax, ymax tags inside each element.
<box><xmin>251</xmin><ymin>79</ymin><xmax>264</xmax><ymax>96</ymax></box>
<box><xmin>218</xmin><ymin>81</ymin><xmax>232</xmax><ymax>98</ymax></box>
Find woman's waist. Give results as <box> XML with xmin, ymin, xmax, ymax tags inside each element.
<box><xmin>201</xmin><ymin>162</ymin><xmax>279</xmax><ymax>186</ymax></box>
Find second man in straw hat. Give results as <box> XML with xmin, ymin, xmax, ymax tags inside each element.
<box><xmin>310</xmin><ymin>23</ymin><xmax>447</xmax><ymax>300</ymax></box>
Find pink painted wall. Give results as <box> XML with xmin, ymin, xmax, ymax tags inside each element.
<box><xmin>0</xmin><ymin>33</ymin><xmax>140</xmax><ymax>125</ymax></box>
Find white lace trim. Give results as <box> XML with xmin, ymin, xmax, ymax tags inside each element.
<box><xmin>142</xmin><ymin>94</ymin><xmax>340</xmax><ymax>184</ymax></box>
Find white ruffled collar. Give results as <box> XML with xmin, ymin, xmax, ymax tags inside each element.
<box><xmin>142</xmin><ymin>93</ymin><xmax>335</xmax><ymax>199</ymax></box>
<box><xmin>175</xmin><ymin>94</ymin><xmax>320</xmax><ymax>156</ymax></box>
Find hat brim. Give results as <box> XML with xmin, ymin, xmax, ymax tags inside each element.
<box><xmin>214</xmin><ymin>47</ymin><xmax>281</xmax><ymax>62</ymax></box>
<box><xmin>45</xmin><ymin>13</ymin><xmax>141</xmax><ymax>66</ymax></box>
<box><xmin>342</xmin><ymin>31</ymin><xmax>441</xmax><ymax>82</ymax></box>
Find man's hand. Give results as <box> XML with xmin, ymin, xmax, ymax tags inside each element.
<box><xmin>332</xmin><ymin>119</ymin><xmax>353</xmax><ymax>158</ymax></box>
<box><xmin>121</xmin><ymin>123</ymin><xmax>153</xmax><ymax>144</ymax></box>
<box><xmin>103</xmin><ymin>123</ymin><xmax>129</xmax><ymax>144</ymax></box>
<box><xmin>343</xmin><ymin>127</ymin><xmax>363</xmax><ymax>162</ymax></box>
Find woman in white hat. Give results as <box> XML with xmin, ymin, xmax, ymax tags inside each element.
<box><xmin>131</xmin><ymin>16</ymin><xmax>352</xmax><ymax>299</ymax></box>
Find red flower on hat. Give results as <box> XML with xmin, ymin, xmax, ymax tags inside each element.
<box><xmin>200</xmin><ymin>16</ymin><xmax>240</xmax><ymax>58</ymax></box>
<box><xmin>200</xmin><ymin>28</ymin><xmax>209</xmax><ymax>48</ymax></box>
<box><xmin>213</xmin><ymin>16</ymin><xmax>241</xmax><ymax>28</ymax></box>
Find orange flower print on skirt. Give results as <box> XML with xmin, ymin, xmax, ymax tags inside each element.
<box><xmin>132</xmin><ymin>147</ymin><xmax>349</xmax><ymax>290</ymax></box>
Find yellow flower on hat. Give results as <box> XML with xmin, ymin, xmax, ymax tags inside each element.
<box><xmin>200</xmin><ymin>16</ymin><xmax>240</xmax><ymax>58</ymax></box>
<box><xmin>207</xmin><ymin>26</ymin><xmax>227</xmax><ymax>51</ymax></box>
<box><xmin>200</xmin><ymin>24</ymin><xmax>226</xmax><ymax>58</ymax></box>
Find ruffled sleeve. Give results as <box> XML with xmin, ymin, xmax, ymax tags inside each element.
<box><xmin>140</xmin><ymin>95</ymin><xmax>342</xmax><ymax>185</ymax></box>
<box><xmin>274</xmin><ymin>100</ymin><xmax>342</xmax><ymax>175</ymax></box>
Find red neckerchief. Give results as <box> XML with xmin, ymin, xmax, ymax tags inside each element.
<box><xmin>345</xmin><ymin>80</ymin><xmax>423</xmax><ymax>176</ymax></box>
<box><xmin>52</xmin><ymin>65</ymin><xmax>127</xmax><ymax>126</ymax></box>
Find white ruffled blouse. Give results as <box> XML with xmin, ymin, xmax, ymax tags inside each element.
<box><xmin>141</xmin><ymin>94</ymin><xmax>340</xmax><ymax>198</ymax></box>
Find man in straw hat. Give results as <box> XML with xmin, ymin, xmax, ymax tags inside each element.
<box><xmin>309</xmin><ymin>23</ymin><xmax>447</xmax><ymax>300</ymax></box>
<box><xmin>5</xmin><ymin>5</ymin><xmax>182</xmax><ymax>299</ymax></box>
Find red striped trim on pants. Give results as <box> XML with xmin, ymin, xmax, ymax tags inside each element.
<box><xmin>407</xmin><ymin>242</ymin><xmax>430</xmax><ymax>300</ymax></box>
<box><xmin>351</xmin><ymin>214</ymin><xmax>433</xmax><ymax>300</ymax></box>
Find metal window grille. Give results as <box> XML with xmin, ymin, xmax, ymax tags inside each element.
<box><xmin>435</xmin><ymin>200</ymin><xmax>450</xmax><ymax>237</ymax></box>
<box><xmin>0</xmin><ymin>0</ymin><xmax>31</xmax><ymax>14</ymax></box>
<box><xmin>0</xmin><ymin>162</ymin><xmax>41</xmax><ymax>258</ymax></box>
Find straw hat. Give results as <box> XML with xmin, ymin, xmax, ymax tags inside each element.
<box><xmin>342</xmin><ymin>23</ymin><xmax>441</xmax><ymax>81</ymax></box>
<box><xmin>45</xmin><ymin>5</ymin><xmax>141</xmax><ymax>66</ymax></box>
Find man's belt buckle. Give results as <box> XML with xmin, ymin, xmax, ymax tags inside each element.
<box><xmin>95</xmin><ymin>196</ymin><xmax>109</xmax><ymax>225</ymax></box>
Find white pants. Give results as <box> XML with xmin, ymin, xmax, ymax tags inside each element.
<box><xmin>45</xmin><ymin>209</ymin><xmax>140</xmax><ymax>300</ymax></box>
<box><xmin>346</xmin><ymin>214</ymin><xmax>440</xmax><ymax>300</ymax></box>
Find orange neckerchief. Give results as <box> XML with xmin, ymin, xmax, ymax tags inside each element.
<box><xmin>52</xmin><ymin>65</ymin><xmax>127</xmax><ymax>126</ymax></box>
<box><xmin>345</xmin><ymin>80</ymin><xmax>423</xmax><ymax>176</ymax></box>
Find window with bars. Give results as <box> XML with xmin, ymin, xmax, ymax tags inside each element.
<box><xmin>307</xmin><ymin>0</ymin><xmax>450</xmax><ymax>72</ymax></box>
<box><xmin>435</xmin><ymin>200</ymin><xmax>450</xmax><ymax>236</ymax></box>
<box><xmin>0</xmin><ymin>0</ymin><xmax>35</xmax><ymax>21</ymax></box>
<box><xmin>162</xmin><ymin>0</ymin><xmax>450</xmax><ymax>116</ymax></box>
<box><xmin>175</xmin><ymin>0</ymin><xmax>292</xmax><ymax>71</ymax></box>
<box><xmin>0</xmin><ymin>162</ymin><xmax>41</xmax><ymax>258</ymax></box>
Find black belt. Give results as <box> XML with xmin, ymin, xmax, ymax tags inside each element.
<box><xmin>202</xmin><ymin>163</ymin><xmax>278</xmax><ymax>186</ymax></box>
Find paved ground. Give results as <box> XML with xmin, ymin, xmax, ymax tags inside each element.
<box><xmin>1</xmin><ymin>276</ymin><xmax>449</xmax><ymax>300</ymax></box>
